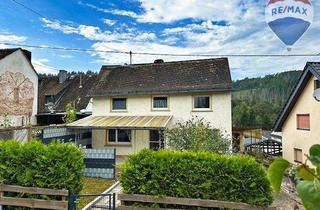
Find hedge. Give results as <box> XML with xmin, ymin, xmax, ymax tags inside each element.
<box><xmin>120</xmin><ymin>149</ymin><xmax>273</xmax><ymax>207</ymax></box>
<box><xmin>0</xmin><ymin>140</ymin><xmax>84</xmax><ymax>194</ymax></box>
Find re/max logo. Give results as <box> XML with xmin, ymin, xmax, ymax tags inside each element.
<box><xmin>272</xmin><ymin>6</ymin><xmax>308</xmax><ymax>16</ymax></box>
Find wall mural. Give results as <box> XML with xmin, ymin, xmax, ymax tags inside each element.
<box><xmin>0</xmin><ymin>71</ymin><xmax>34</xmax><ymax>116</ymax></box>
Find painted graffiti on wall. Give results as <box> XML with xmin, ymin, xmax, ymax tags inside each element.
<box><xmin>0</xmin><ymin>71</ymin><xmax>34</xmax><ymax>116</ymax></box>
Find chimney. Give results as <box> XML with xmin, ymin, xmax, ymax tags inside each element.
<box><xmin>58</xmin><ymin>70</ymin><xmax>68</xmax><ymax>84</ymax></box>
<box><xmin>154</xmin><ymin>59</ymin><xmax>164</xmax><ymax>64</ymax></box>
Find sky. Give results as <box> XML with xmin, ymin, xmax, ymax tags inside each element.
<box><xmin>0</xmin><ymin>0</ymin><xmax>320</xmax><ymax>79</ymax></box>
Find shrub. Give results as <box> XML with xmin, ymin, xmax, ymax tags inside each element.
<box><xmin>120</xmin><ymin>149</ymin><xmax>273</xmax><ymax>207</ymax></box>
<box><xmin>63</xmin><ymin>102</ymin><xmax>77</xmax><ymax>124</ymax></box>
<box><xmin>166</xmin><ymin>118</ymin><xmax>230</xmax><ymax>153</ymax></box>
<box><xmin>0</xmin><ymin>140</ymin><xmax>84</xmax><ymax>194</ymax></box>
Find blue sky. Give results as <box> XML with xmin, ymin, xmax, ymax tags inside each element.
<box><xmin>0</xmin><ymin>0</ymin><xmax>320</xmax><ymax>79</ymax></box>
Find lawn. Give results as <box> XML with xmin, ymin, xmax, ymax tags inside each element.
<box><xmin>77</xmin><ymin>177</ymin><xmax>114</xmax><ymax>209</ymax></box>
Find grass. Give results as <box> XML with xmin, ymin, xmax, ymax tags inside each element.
<box><xmin>77</xmin><ymin>177</ymin><xmax>114</xmax><ymax>209</ymax></box>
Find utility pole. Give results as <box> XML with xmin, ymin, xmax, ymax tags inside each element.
<box><xmin>129</xmin><ymin>51</ymin><xmax>132</xmax><ymax>65</ymax></box>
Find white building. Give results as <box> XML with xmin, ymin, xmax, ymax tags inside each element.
<box><xmin>0</xmin><ymin>48</ymin><xmax>38</xmax><ymax>127</ymax></box>
<box><xmin>68</xmin><ymin>58</ymin><xmax>232</xmax><ymax>156</ymax></box>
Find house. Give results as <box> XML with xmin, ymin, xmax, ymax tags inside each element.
<box><xmin>37</xmin><ymin>70</ymin><xmax>98</xmax><ymax>125</ymax></box>
<box><xmin>0</xmin><ymin>48</ymin><xmax>38</xmax><ymax>127</ymax></box>
<box><xmin>274</xmin><ymin>62</ymin><xmax>320</xmax><ymax>164</ymax></box>
<box><xmin>68</xmin><ymin>58</ymin><xmax>232</xmax><ymax>156</ymax></box>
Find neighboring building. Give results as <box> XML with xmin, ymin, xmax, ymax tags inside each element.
<box><xmin>274</xmin><ymin>62</ymin><xmax>320</xmax><ymax>164</ymax></box>
<box><xmin>68</xmin><ymin>58</ymin><xmax>232</xmax><ymax>156</ymax></box>
<box><xmin>37</xmin><ymin>70</ymin><xmax>97</xmax><ymax>125</ymax></box>
<box><xmin>0</xmin><ymin>48</ymin><xmax>38</xmax><ymax>127</ymax></box>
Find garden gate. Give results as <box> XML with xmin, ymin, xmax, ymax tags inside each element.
<box><xmin>69</xmin><ymin>193</ymin><xmax>116</xmax><ymax>210</ymax></box>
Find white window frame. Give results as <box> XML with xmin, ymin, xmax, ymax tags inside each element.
<box><xmin>152</xmin><ymin>95</ymin><xmax>169</xmax><ymax>111</ymax></box>
<box><xmin>107</xmin><ymin>129</ymin><xmax>132</xmax><ymax>145</ymax></box>
<box><xmin>111</xmin><ymin>97</ymin><xmax>127</xmax><ymax>112</ymax></box>
<box><xmin>192</xmin><ymin>95</ymin><xmax>212</xmax><ymax>111</ymax></box>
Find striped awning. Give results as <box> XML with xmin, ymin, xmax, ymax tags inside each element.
<box><xmin>67</xmin><ymin>115</ymin><xmax>172</xmax><ymax>129</ymax></box>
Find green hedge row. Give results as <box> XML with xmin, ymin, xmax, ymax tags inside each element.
<box><xmin>0</xmin><ymin>140</ymin><xmax>84</xmax><ymax>194</ymax></box>
<box><xmin>120</xmin><ymin>149</ymin><xmax>273</xmax><ymax>207</ymax></box>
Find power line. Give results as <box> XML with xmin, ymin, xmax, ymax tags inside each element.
<box><xmin>10</xmin><ymin>0</ymin><xmax>46</xmax><ymax>18</ymax></box>
<box><xmin>2</xmin><ymin>42</ymin><xmax>320</xmax><ymax>57</ymax></box>
<box><xmin>33</xmin><ymin>62</ymin><xmax>59</xmax><ymax>71</ymax></box>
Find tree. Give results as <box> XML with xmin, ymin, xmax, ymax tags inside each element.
<box><xmin>63</xmin><ymin>103</ymin><xmax>77</xmax><ymax>124</ymax></box>
<box><xmin>166</xmin><ymin>117</ymin><xmax>230</xmax><ymax>153</ymax></box>
<box><xmin>268</xmin><ymin>145</ymin><xmax>320</xmax><ymax>210</ymax></box>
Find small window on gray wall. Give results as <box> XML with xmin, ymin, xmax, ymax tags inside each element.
<box><xmin>112</xmin><ymin>98</ymin><xmax>126</xmax><ymax>110</ymax></box>
<box><xmin>194</xmin><ymin>96</ymin><xmax>210</xmax><ymax>109</ymax></box>
<box><xmin>153</xmin><ymin>96</ymin><xmax>168</xmax><ymax>109</ymax></box>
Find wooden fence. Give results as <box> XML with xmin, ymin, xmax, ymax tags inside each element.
<box><xmin>0</xmin><ymin>184</ymin><xmax>68</xmax><ymax>210</ymax></box>
<box><xmin>118</xmin><ymin>194</ymin><xmax>277</xmax><ymax>210</ymax></box>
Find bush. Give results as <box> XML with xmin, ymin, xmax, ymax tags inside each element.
<box><xmin>166</xmin><ymin>118</ymin><xmax>230</xmax><ymax>153</ymax></box>
<box><xmin>120</xmin><ymin>149</ymin><xmax>273</xmax><ymax>207</ymax></box>
<box><xmin>0</xmin><ymin>140</ymin><xmax>84</xmax><ymax>194</ymax></box>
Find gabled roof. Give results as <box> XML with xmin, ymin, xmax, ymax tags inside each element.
<box><xmin>273</xmin><ymin>62</ymin><xmax>320</xmax><ymax>132</ymax></box>
<box><xmin>0</xmin><ymin>48</ymin><xmax>31</xmax><ymax>61</ymax></box>
<box><xmin>38</xmin><ymin>74</ymin><xmax>98</xmax><ymax>113</ymax></box>
<box><xmin>88</xmin><ymin>58</ymin><xmax>232</xmax><ymax>97</ymax></box>
<box><xmin>0</xmin><ymin>48</ymin><xmax>37</xmax><ymax>76</ymax></box>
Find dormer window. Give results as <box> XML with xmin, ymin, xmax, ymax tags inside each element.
<box><xmin>45</xmin><ymin>95</ymin><xmax>54</xmax><ymax>104</ymax></box>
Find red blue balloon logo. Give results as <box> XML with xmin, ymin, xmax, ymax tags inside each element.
<box><xmin>265</xmin><ymin>0</ymin><xmax>314</xmax><ymax>48</ymax></box>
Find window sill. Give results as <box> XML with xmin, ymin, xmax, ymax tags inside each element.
<box><xmin>297</xmin><ymin>128</ymin><xmax>310</xmax><ymax>131</ymax></box>
<box><xmin>105</xmin><ymin>143</ymin><xmax>132</xmax><ymax>147</ymax></box>
<box><xmin>151</xmin><ymin>108</ymin><xmax>170</xmax><ymax>112</ymax></box>
<box><xmin>111</xmin><ymin>110</ymin><xmax>128</xmax><ymax>113</ymax></box>
<box><xmin>192</xmin><ymin>109</ymin><xmax>213</xmax><ymax>112</ymax></box>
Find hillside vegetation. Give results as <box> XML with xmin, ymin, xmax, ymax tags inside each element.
<box><xmin>232</xmin><ymin>70</ymin><xmax>302</xmax><ymax>130</ymax></box>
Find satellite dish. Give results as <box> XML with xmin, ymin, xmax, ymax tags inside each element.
<box><xmin>313</xmin><ymin>88</ymin><xmax>320</xmax><ymax>101</ymax></box>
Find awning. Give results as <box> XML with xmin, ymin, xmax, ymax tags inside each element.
<box><xmin>67</xmin><ymin>115</ymin><xmax>172</xmax><ymax>129</ymax></box>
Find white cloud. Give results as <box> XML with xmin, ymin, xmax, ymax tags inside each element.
<box><xmin>103</xmin><ymin>18</ymin><xmax>117</xmax><ymax>26</ymax></box>
<box><xmin>137</xmin><ymin>0</ymin><xmax>247</xmax><ymax>23</ymax></box>
<box><xmin>0</xmin><ymin>34</ymin><xmax>27</xmax><ymax>43</ymax></box>
<box><xmin>78</xmin><ymin>1</ymin><xmax>139</xmax><ymax>18</ymax></box>
<box><xmin>41</xmin><ymin>18</ymin><xmax>78</xmax><ymax>34</ymax></box>
<box><xmin>41</xmin><ymin>18</ymin><xmax>157</xmax><ymax>42</ymax></box>
<box><xmin>32</xmin><ymin>60</ymin><xmax>59</xmax><ymax>75</ymax></box>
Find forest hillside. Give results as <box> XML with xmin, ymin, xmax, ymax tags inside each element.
<box><xmin>232</xmin><ymin>70</ymin><xmax>302</xmax><ymax>130</ymax></box>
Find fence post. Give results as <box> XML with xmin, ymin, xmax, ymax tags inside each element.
<box><xmin>68</xmin><ymin>194</ymin><xmax>77</xmax><ymax>210</ymax></box>
<box><xmin>112</xmin><ymin>193</ymin><xmax>116</xmax><ymax>210</ymax></box>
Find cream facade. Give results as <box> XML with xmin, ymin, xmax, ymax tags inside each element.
<box><xmin>0</xmin><ymin>49</ymin><xmax>38</xmax><ymax>126</ymax></box>
<box><xmin>281</xmin><ymin>75</ymin><xmax>320</xmax><ymax>164</ymax></box>
<box><xmin>91</xmin><ymin>92</ymin><xmax>232</xmax><ymax>156</ymax></box>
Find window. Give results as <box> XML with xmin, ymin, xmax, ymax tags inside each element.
<box><xmin>112</xmin><ymin>98</ymin><xmax>127</xmax><ymax>110</ymax></box>
<box><xmin>315</xmin><ymin>80</ymin><xmax>320</xmax><ymax>90</ymax></box>
<box><xmin>193</xmin><ymin>96</ymin><xmax>211</xmax><ymax>109</ymax></box>
<box><xmin>294</xmin><ymin>148</ymin><xmax>303</xmax><ymax>163</ymax></box>
<box><xmin>152</xmin><ymin>96</ymin><xmax>168</xmax><ymax>110</ymax></box>
<box><xmin>297</xmin><ymin>114</ymin><xmax>310</xmax><ymax>130</ymax></box>
<box><xmin>108</xmin><ymin>129</ymin><xmax>131</xmax><ymax>143</ymax></box>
